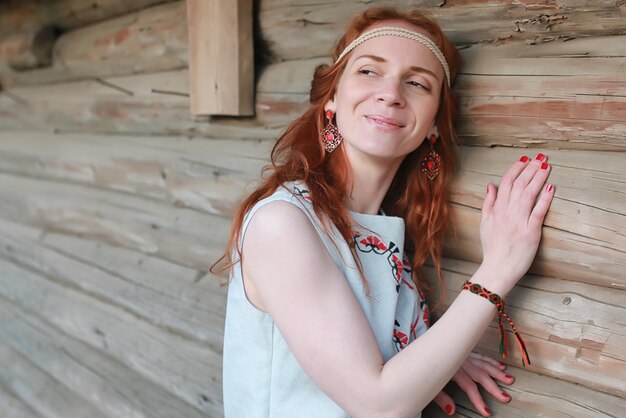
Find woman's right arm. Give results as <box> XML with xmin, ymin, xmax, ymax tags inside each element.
<box><xmin>241</xmin><ymin>155</ymin><xmax>553</xmax><ymax>418</ymax></box>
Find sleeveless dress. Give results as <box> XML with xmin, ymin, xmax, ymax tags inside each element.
<box><xmin>222</xmin><ymin>181</ymin><xmax>430</xmax><ymax>418</ymax></box>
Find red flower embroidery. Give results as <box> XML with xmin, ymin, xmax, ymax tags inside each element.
<box><xmin>359</xmin><ymin>235</ymin><xmax>387</xmax><ymax>251</ymax></box>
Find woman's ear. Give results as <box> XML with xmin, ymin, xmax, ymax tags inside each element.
<box><xmin>324</xmin><ymin>95</ymin><xmax>337</xmax><ymax>114</ymax></box>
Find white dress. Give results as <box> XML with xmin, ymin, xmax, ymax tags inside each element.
<box><xmin>222</xmin><ymin>181</ymin><xmax>430</xmax><ymax>417</ymax></box>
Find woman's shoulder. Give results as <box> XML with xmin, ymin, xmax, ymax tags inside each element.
<box><xmin>246</xmin><ymin>181</ymin><xmax>313</xmax><ymax>218</ymax></box>
<box><xmin>241</xmin><ymin>181</ymin><xmax>318</xmax><ymax>236</ymax></box>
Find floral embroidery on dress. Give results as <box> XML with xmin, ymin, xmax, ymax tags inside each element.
<box><xmin>354</xmin><ymin>233</ymin><xmax>412</xmax><ymax>293</ymax></box>
<box><xmin>393</xmin><ymin>319</ymin><xmax>409</xmax><ymax>351</ymax></box>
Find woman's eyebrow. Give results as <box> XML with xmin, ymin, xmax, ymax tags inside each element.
<box><xmin>353</xmin><ymin>54</ymin><xmax>439</xmax><ymax>81</ymax></box>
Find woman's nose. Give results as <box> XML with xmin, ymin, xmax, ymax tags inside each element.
<box><xmin>376</xmin><ymin>78</ymin><xmax>405</xmax><ymax>107</ymax></box>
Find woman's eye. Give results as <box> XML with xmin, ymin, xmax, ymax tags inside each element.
<box><xmin>358</xmin><ymin>69</ymin><xmax>377</xmax><ymax>76</ymax></box>
<box><xmin>408</xmin><ymin>80</ymin><xmax>430</xmax><ymax>90</ymax></box>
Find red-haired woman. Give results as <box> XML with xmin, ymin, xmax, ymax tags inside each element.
<box><xmin>217</xmin><ymin>7</ymin><xmax>554</xmax><ymax>418</ymax></box>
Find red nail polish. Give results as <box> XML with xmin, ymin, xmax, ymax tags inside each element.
<box><xmin>546</xmin><ymin>184</ymin><xmax>553</xmax><ymax>192</ymax></box>
<box><xmin>505</xmin><ymin>374</ymin><xmax>514</xmax><ymax>379</ymax></box>
<box><xmin>485</xmin><ymin>406</ymin><xmax>491</xmax><ymax>415</ymax></box>
<box><xmin>519</xmin><ymin>155</ymin><xmax>529</xmax><ymax>162</ymax></box>
<box><xmin>541</xmin><ymin>162</ymin><xmax>549</xmax><ymax>170</ymax></box>
<box><xmin>445</xmin><ymin>404</ymin><xmax>453</xmax><ymax>414</ymax></box>
<box><xmin>535</xmin><ymin>153</ymin><xmax>545</xmax><ymax>160</ymax></box>
<box><xmin>502</xmin><ymin>391</ymin><xmax>510</xmax><ymax>398</ymax></box>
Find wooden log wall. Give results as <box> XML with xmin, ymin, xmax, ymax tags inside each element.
<box><xmin>0</xmin><ymin>0</ymin><xmax>624</xmax><ymax>417</ymax></box>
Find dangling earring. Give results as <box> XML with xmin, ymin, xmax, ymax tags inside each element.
<box><xmin>321</xmin><ymin>110</ymin><xmax>342</xmax><ymax>153</ymax></box>
<box><xmin>421</xmin><ymin>134</ymin><xmax>442</xmax><ymax>180</ymax></box>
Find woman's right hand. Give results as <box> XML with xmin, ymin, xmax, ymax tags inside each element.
<box><xmin>476</xmin><ymin>153</ymin><xmax>555</xmax><ymax>296</ymax></box>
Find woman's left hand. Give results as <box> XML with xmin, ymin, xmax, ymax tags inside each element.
<box><xmin>431</xmin><ymin>352</ymin><xmax>515</xmax><ymax>417</ymax></box>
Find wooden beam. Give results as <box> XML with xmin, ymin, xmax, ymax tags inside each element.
<box><xmin>186</xmin><ymin>0</ymin><xmax>254</xmax><ymax>116</ymax></box>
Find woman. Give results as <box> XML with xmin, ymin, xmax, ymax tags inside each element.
<box><xmin>217</xmin><ymin>7</ymin><xmax>554</xmax><ymax>418</ymax></box>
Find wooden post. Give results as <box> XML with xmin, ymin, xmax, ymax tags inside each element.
<box><xmin>186</xmin><ymin>0</ymin><xmax>254</xmax><ymax>116</ymax></box>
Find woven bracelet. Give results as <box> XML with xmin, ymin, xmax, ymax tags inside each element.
<box><xmin>462</xmin><ymin>280</ymin><xmax>531</xmax><ymax>367</ymax></box>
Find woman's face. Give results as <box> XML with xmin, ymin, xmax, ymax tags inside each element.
<box><xmin>326</xmin><ymin>21</ymin><xmax>444</xmax><ymax>164</ymax></box>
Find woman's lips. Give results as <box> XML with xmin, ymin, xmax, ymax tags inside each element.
<box><xmin>364</xmin><ymin>115</ymin><xmax>405</xmax><ymax>129</ymax></box>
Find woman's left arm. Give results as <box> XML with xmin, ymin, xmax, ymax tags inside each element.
<box><xmin>430</xmin><ymin>352</ymin><xmax>514</xmax><ymax>417</ymax></box>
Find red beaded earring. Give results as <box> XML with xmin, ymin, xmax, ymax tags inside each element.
<box><xmin>421</xmin><ymin>134</ymin><xmax>442</xmax><ymax>180</ymax></box>
<box><xmin>321</xmin><ymin>110</ymin><xmax>342</xmax><ymax>153</ymax></box>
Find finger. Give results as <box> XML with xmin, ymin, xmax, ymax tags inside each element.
<box><xmin>467</xmin><ymin>356</ymin><xmax>516</xmax><ymax>386</ymax></box>
<box><xmin>470</xmin><ymin>352</ymin><xmax>506</xmax><ymax>370</ymax></box>
<box><xmin>520</xmin><ymin>162</ymin><xmax>551</xmax><ymax>214</ymax></box>
<box><xmin>468</xmin><ymin>358</ymin><xmax>506</xmax><ymax>379</ymax></box>
<box><xmin>495</xmin><ymin>155</ymin><xmax>532</xmax><ymax>204</ymax></box>
<box><xmin>529</xmin><ymin>183</ymin><xmax>555</xmax><ymax>230</ymax></box>
<box><xmin>462</xmin><ymin>359</ymin><xmax>513</xmax><ymax>405</ymax></box>
<box><xmin>482</xmin><ymin>183</ymin><xmax>497</xmax><ymax>219</ymax></box>
<box><xmin>508</xmin><ymin>153</ymin><xmax>547</xmax><ymax>206</ymax></box>
<box><xmin>454</xmin><ymin>369</ymin><xmax>492</xmax><ymax>417</ymax></box>
<box><xmin>432</xmin><ymin>390</ymin><xmax>456</xmax><ymax>416</ymax></box>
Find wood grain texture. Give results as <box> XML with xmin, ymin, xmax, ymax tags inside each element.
<box><xmin>0</xmin><ymin>170</ymin><xmax>232</xmax><ymax>271</ymax></box>
<box><xmin>0</xmin><ymin>382</ymin><xmax>41</xmax><ymax>418</ymax></box>
<box><xmin>187</xmin><ymin>0</ymin><xmax>254</xmax><ymax>116</ymax></box>
<box><xmin>0</xmin><ymin>69</ymin><xmax>285</xmax><ymax>140</ymax></box>
<box><xmin>447</xmin><ymin>146</ymin><xmax>625</xmax><ymax>288</ymax></box>
<box><xmin>0</xmin><ymin>217</ymin><xmax>226</xmax><ymax>349</ymax></box>
<box><xmin>0</xmin><ymin>290</ymin><xmax>216</xmax><ymax>418</ymax></box>
<box><xmin>0</xmin><ymin>131</ymin><xmax>621</xmax><ymax>287</ymax></box>
<box><xmin>259</xmin><ymin>0</ymin><xmax>626</xmax><ymax>61</ymax></box>
<box><xmin>423</xmin><ymin>258</ymin><xmax>626</xmax><ymax>399</ymax></box>
<box><xmin>0</xmin><ymin>337</ymin><xmax>110</xmax><ymax>418</ymax></box>
<box><xmin>0</xmin><ymin>2</ymin><xmax>188</xmax><ymax>88</ymax></box>
<box><xmin>2</xmin><ymin>34</ymin><xmax>622</xmax><ymax>148</ymax></box>
<box><xmin>0</xmin><ymin>130</ymin><xmax>270</xmax><ymax>218</ymax></box>
<box><xmin>0</xmin><ymin>0</ymin><xmax>179</xmax><ymax>35</ymax></box>
<box><xmin>421</xmin><ymin>363</ymin><xmax>626</xmax><ymax>417</ymax></box>
<box><xmin>0</xmin><ymin>254</ymin><xmax>222</xmax><ymax>417</ymax></box>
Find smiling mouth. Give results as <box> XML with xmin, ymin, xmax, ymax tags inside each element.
<box><xmin>365</xmin><ymin>115</ymin><xmax>405</xmax><ymax>128</ymax></box>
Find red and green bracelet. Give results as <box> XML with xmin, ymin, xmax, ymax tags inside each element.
<box><xmin>462</xmin><ymin>280</ymin><xmax>531</xmax><ymax>367</ymax></box>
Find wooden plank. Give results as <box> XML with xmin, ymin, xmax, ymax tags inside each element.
<box><xmin>259</xmin><ymin>0</ymin><xmax>626</xmax><ymax>61</ymax></box>
<box><xmin>0</xmin><ymin>293</ymin><xmax>213</xmax><ymax>418</ymax></box>
<box><xmin>187</xmin><ymin>0</ymin><xmax>254</xmax><ymax>116</ymax></box>
<box><xmin>0</xmin><ymin>130</ymin><xmax>270</xmax><ymax>218</ymax></box>
<box><xmin>0</xmin><ymin>70</ymin><xmax>282</xmax><ymax>140</ymax></box>
<box><xmin>422</xmin><ymin>363</ymin><xmax>626</xmax><ymax>417</ymax></box>
<box><xmin>1</xmin><ymin>41</ymin><xmax>622</xmax><ymax>148</ymax></box>
<box><xmin>0</xmin><ymin>0</ymin><xmax>180</xmax><ymax>35</ymax></box>
<box><xmin>0</xmin><ymin>259</ymin><xmax>223</xmax><ymax>416</ymax></box>
<box><xmin>0</xmin><ymin>2</ymin><xmax>189</xmax><ymax>88</ymax></box>
<box><xmin>422</xmin><ymin>257</ymin><xmax>626</xmax><ymax>398</ymax></box>
<box><xmin>446</xmin><ymin>146</ymin><xmax>625</xmax><ymax>289</ymax></box>
<box><xmin>0</xmin><ymin>171</ymin><xmax>232</xmax><ymax>271</ymax></box>
<box><xmin>0</xmin><ymin>338</ymin><xmax>110</xmax><ymax>418</ymax></box>
<box><xmin>0</xmin><ymin>217</ymin><xmax>225</xmax><ymax>350</ymax></box>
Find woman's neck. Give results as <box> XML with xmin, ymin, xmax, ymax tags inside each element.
<box><xmin>344</xmin><ymin>153</ymin><xmax>403</xmax><ymax>215</ymax></box>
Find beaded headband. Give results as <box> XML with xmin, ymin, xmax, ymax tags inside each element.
<box><xmin>335</xmin><ymin>26</ymin><xmax>451</xmax><ymax>88</ymax></box>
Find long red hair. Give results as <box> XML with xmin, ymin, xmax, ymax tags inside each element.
<box><xmin>212</xmin><ymin>7</ymin><xmax>461</xmax><ymax>309</ymax></box>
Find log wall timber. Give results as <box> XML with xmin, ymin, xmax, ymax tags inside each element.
<box><xmin>0</xmin><ymin>131</ymin><xmax>622</xmax><ymax>289</ymax></box>
<box><xmin>0</xmin><ymin>1</ymin><xmax>188</xmax><ymax>88</ymax></box>
<box><xmin>0</xmin><ymin>0</ymin><xmax>624</xmax><ymax>417</ymax></box>
<box><xmin>1</xmin><ymin>36</ymin><xmax>624</xmax><ymax>147</ymax></box>
<box><xmin>0</xmin><ymin>211</ymin><xmax>226</xmax><ymax>416</ymax></box>
<box><xmin>0</xmin><ymin>0</ymin><xmax>181</xmax><ymax>87</ymax></box>
<box><xmin>0</xmin><ymin>0</ymin><xmax>179</xmax><ymax>35</ymax></box>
